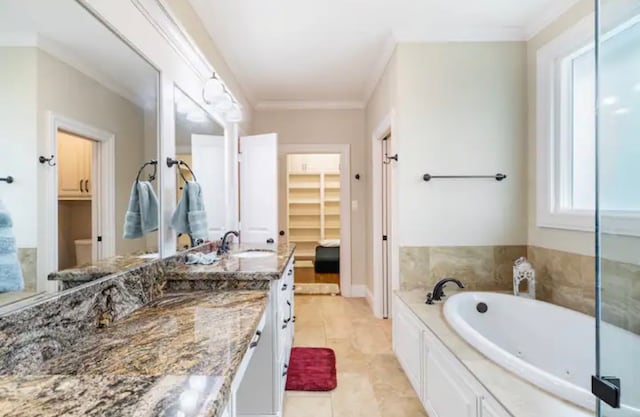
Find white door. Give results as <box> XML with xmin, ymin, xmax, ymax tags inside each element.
<box><xmin>239</xmin><ymin>134</ymin><xmax>278</xmax><ymax>244</ymax></box>
<box><xmin>191</xmin><ymin>134</ymin><xmax>226</xmax><ymax>241</ymax></box>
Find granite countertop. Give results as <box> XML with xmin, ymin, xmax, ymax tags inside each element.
<box><xmin>396</xmin><ymin>290</ymin><xmax>593</xmax><ymax>417</ymax></box>
<box><xmin>166</xmin><ymin>241</ymin><xmax>296</xmax><ymax>281</ymax></box>
<box><xmin>48</xmin><ymin>253</ymin><xmax>160</xmax><ymax>283</ymax></box>
<box><xmin>0</xmin><ymin>290</ymin><xmax>269</xmax><ymax>417</ymax></box>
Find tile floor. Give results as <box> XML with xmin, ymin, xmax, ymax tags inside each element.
<box><xmin>284</xmin><ymin>295</ymin><xmax>428</xmax><ymax>417</ymax></box>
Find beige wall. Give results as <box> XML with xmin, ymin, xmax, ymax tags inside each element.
<box><xmin>36</xmin><ymin>49</ymin><xmax>152</xmax><ymax>256</ymax></box>
<box><xmin>253</xmin><ymin>109</ymin><xmax>368</xmax><ymax>287</ymax></box>
<box><xmin>365</xmin><ymin>42</ymin><xmax>528</xmax><ymax>292</ymax></box>
<box><xmin>165</xmin><ymin>0</ymin><xmax>253</xmax><ymax>133</ymax></box>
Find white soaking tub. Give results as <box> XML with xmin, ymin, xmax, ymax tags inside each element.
<box><xmin>443</xmin><ymin>292</ymin><xmax>640</xmax><ymax>416</ymax></box>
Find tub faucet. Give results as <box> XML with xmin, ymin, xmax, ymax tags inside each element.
<box><xmin>426</xmin><ymin>278</ymin><xmax>464</xmax><ymax>304</ymax></box>
<box><xmin>218</xmin><ymin>230</ymin><xmax>239</xmax><ymax>255</ymax></box>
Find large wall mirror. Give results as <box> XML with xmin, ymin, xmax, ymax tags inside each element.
<box><xmin>0</xmin><ymin>0</ymin><xmax>160</xmax><ymax>308</ymax></box>
<box><xmin>173</xmin><ymin>87</ymin><xmax>226</xmax><ymax>250</ymax></box>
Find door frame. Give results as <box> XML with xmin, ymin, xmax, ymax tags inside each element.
<box><xmin>371</xmin><ymin>112</ymin><xmax>399</xmax><ymax>318</ymax></box>
<box><xmin>39</xmin><ymin>112</ymin><xmax>116</xmax><ymax>292</ymax></box>
<box><xmin>279</xmin><ymin>144</ymin><xmax>353</xmax><ymax>297</ymax></box>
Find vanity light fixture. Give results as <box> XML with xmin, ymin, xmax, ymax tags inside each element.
<box><xmin>213</xmin><ymin>93</ymin><xmax>233</xmax><ymax>111</ymax></box>
<box><xmin>203</xmin><ymin>76</ymin><xmax>224</xmax><ymax>103</ymax></box>
<box><xmin>226</xmin><ymin>104</ymin><xmax>243</xmax><ymax>122</ymax></box>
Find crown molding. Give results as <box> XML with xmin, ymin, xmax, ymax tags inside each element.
<box><xmin>524</xmin><ymin>0</ymin><xmax>583</xmax><ymax>40</ymax></box>
<box><xmin>255</xmin><ymin>100</ymin><xmax>365</xmax><ymax>111</ymax></box>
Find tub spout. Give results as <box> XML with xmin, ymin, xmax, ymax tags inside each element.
<box><xmin>426</xmin><ymin>278</ymin><xmax>464</xmax><ymax>304</ymax></box>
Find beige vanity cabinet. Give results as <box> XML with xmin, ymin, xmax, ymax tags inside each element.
<box><xmin>236</xmin><ymin>257</ymin><xmax>295</xmax><ymax>417</ymax></box>
<box><xmin>57</xmin><ymin>131</ymin><xmax>92</xmax><ymax>200</ymax></box>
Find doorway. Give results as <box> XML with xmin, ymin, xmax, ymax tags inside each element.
<box><xmin>371</xmin><ymin>113</ymin><xmax>396</xmax><ymax>319</ymax></box>
<box><xmin>40</xmin><ymin>112</ymin><xmax>115</xmax><ymax>293</ymax></box>
<box><xmin>279</xmin><ymin>144</ymin><xmax>352</xmax><ymax>297</ymax></box>
<box><xmin>56</xmin><ymin>130</ymin><xmax>95</xmax><ymax>270</ymax></box>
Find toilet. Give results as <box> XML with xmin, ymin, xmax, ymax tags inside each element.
<box><xmin>74</xmin><ymin>238</ymin><xmax>93</xmax><ymax>266</ymax></box>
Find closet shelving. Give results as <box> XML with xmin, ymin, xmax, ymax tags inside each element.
<box><xmin>287</xmin><ymin>170</ymin><xmax>340</xmax><ymax>260</ymax></box>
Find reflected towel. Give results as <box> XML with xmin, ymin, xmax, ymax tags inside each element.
<box><xmin>0</xmin><ymin>200</ymin><xmax>24</xmax><ymax>293</ymax></box>
<box><xmin>184</xmin><ymin>252</ymin><xmax>218</xmax><ymax>265</ymax></box>
<box><xmin>171</xmin><ymin>181</ymin><xmax>208</xmax><ymax>241</ymax></box>
<box><xmin>124</xmin><ymin>181</ymin><xmax>159</xmax><ymax>239</ymax></box>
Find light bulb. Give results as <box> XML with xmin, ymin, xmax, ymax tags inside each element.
<box><xmin>226</xmin><ymin>104</ymin><xmax>243</xmax><ymax>122</ymax></box>
<box><xmin>613</xmin><ymin>107</ymin><xmax>630</xmax><ymax>115</ymax></box>
<box><xmin>602</xmin><ymin>96</ymin><xmax>619</xmax><ymax>106</ymax></box>
<box><xmin>203</xmin><ymin>77</ymin><xmax>224</xmax><ymax>103</ymax></box>
<box><xmin>213</xmin><ymin>93</ymin><xmax>233</xmax><ymax>111</ymax></box>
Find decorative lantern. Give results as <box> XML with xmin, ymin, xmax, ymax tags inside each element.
<box><xmin>513</xmin><ymin>257</ymin><xmax>536</xmax><ymax>298</ymax></box>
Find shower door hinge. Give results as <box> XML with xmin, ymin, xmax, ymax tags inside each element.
<box><xmin>592</xmin><ymin>375</ymin><xmax>621</xmax><ymax>409</ymax></box>
<box><xmin>382</xmin><ymin>235</ymin><xmax>388</xmax><ymax>241</ymax></box>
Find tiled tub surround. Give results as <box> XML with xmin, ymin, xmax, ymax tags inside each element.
<box><xmin>0</xmin><ymin>242</ymin><xmax>296</xmax><ymax>417</ymax></box>
<box><xmin>399</xmin><ymin>245</ymin><xmax>527</xmax><ymax>291</ymax></box>
<box><xmin>529</xmin><ymin>246</ymin><xmax>640</xmax><ymax>335</ymax></box>
<box><xmin>400</xmin><ymin>245</ymin><xmax>639</xmax><ymax>334</ymax></box>
<box><xmin>0</xmin><ymin>291</ymin><xmax>269</xmax><ymax>417</ymax></box>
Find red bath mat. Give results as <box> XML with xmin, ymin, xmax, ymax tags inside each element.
<box><xmin>285</xmin><ymin>347</ymin><xmax>337</xmax><ymax>391</ymax></box>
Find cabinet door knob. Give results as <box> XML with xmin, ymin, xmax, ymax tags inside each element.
<box><xmin>85</xmin><ymin>179</ymin><xmax>89</xmax><ymax>193</ymax></box>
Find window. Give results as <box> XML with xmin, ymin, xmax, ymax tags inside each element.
<box><xmin>537</xmin><ymin>14</ymin><xmax>640</xmax><ymax>235</ymax></box>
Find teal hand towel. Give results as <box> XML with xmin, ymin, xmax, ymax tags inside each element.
<box><xmin>124</xmin><ymin>181</ymin><xmax>159</xmax><ymax>239</ymax></box>
<box><xmin>0</xmin><ymin>200</ymin><xmax>24</xmax><ymax>293</ymax></box>
<box><xmin>171</xmin><ymin>181</ymin><xmax>209</xmax><ymax>241</ymax></box>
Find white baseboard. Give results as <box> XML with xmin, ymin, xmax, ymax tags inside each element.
<box><xmin>366</xmin><ymin>287</ymin><xmax>375</xmax><ymax>309</ymax></box>
<box><xmin>350</xmin><ymin>284</ymin><xmax>367</xmax><ymax>298</ymax></box>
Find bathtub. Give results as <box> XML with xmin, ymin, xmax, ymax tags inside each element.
<box><xmin>443</xmin><ymin>292</ymin><xmax>640</xmax><ymax>416</ymax></box>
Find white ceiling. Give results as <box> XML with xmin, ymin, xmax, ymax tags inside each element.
<box><xmin>0</xmin><ymin>0</ymin><xmax>158</xmax><ymax>109</ymax></box>
<box><xmin>188</xmin><ymin>0</ymin><xmax>580</xmax><ymax>107</ymax></box>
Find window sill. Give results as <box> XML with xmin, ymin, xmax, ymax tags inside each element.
<box><xmin>537</xmin><ymin>209</ymin><xmax>640</xmax><ymax>237</ymax></box>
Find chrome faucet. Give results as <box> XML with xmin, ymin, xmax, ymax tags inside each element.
<box><xmin>426</xmin><ymin>278</ymin><xmax>464</xmax><ymax>304</ymax></box>
<box><xmin>218</xmin><ymin>230</ymin><xmax>239</xmax><ymax>255</ymax></box>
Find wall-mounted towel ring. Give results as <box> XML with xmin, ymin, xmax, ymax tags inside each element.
<box><xmin>136</xmin><ymin>160</ymin><xmax>158</xmax><ymax>182</ymax></box>
<box><xmin>166</xmin><ymin>157</ymin><xmax>197</xmax><ymax>182</ymax></box>
<box><xmin>0</xmin><ymin>176</ymin><xmax>14</xmax><ymax>184</ymax></box>
<box><xmin>39</xmin><ymin>155</ymin><xmax>56</xmax><ymax>166</ymax></box>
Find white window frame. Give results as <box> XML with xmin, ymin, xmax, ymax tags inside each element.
<box><xmin>536</xmin><ymin>12</ymin><xmax>640</xmax><ymax>237</ymax></box>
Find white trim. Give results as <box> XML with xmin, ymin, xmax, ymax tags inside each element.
<box><xmin>536</xmin><ymin>13</ymin><xmax>593</xmax><ymax>233</ymax></box>
<box><xmin>40</xmin><ymin>112</ymin><xmax>116</xmax><ymax>292</ymax></box>
<box><xmin>350</xmin><ymin>285</ymin><xmax>367</xmax><ymax>298</ymax></box>
<box><xmin>371</xmin><ymin>112</ymin><xmax>397</xmax><ymax>320</ymax></box>
<box><xmin>279</xmin><ymin>144</ymin><xmax>352</xmax><ymax>297</ymax></box>
<box><xmin>255</xmin><ymin>101</ymin><xmax>365</xmax><ymax>111</ymax></box>
<box><xmin>366</xmin><ymin>287</ymin><xmax>375</xmax><ymax>312</ymax></box>
<box><xmin>536</xmin><ymin>11</ymin><xmax>640</xmax><ymax>237</ymax></box>
<box><xmin>524</xmin><ymin>0</ymin><xmax>583</xmax><ymax>40</ymax></box>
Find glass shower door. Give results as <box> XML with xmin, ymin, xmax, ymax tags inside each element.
<box><xmin>595</xmin><ymin>1</ymin><xmax>640</xmax><ymax>416</ymax></box>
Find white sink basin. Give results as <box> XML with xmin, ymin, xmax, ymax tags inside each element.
<box><xmin>232</xmin><ymin>250</ymin><xmax>275</xmax><ymax>259</ymax></box>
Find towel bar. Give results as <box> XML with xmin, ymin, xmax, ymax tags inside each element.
<box><xmin>423</xmin><ymin>173</ymin><xmax>507</xmax><ymax>182</ymax></box>
<box><xmin>0</xmin><ymin>176</ymin><xmax>14</xmax><ymax>184</ymax></box>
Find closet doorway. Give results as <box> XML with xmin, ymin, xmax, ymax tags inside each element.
<box><xmin>279</xmin><ymin>145</ymin><xmax>352</xmax><ymax>296</ymax></box>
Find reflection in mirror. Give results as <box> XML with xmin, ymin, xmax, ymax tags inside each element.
<box><xmin>173</xmin><ymin>87</ymin><xmax>226</xmax><ymax>250</ymax></box>
<box><xmin>0</xmin><ymin>0</ymin><xmax>159</xmax><ymax>308</ymax></box>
